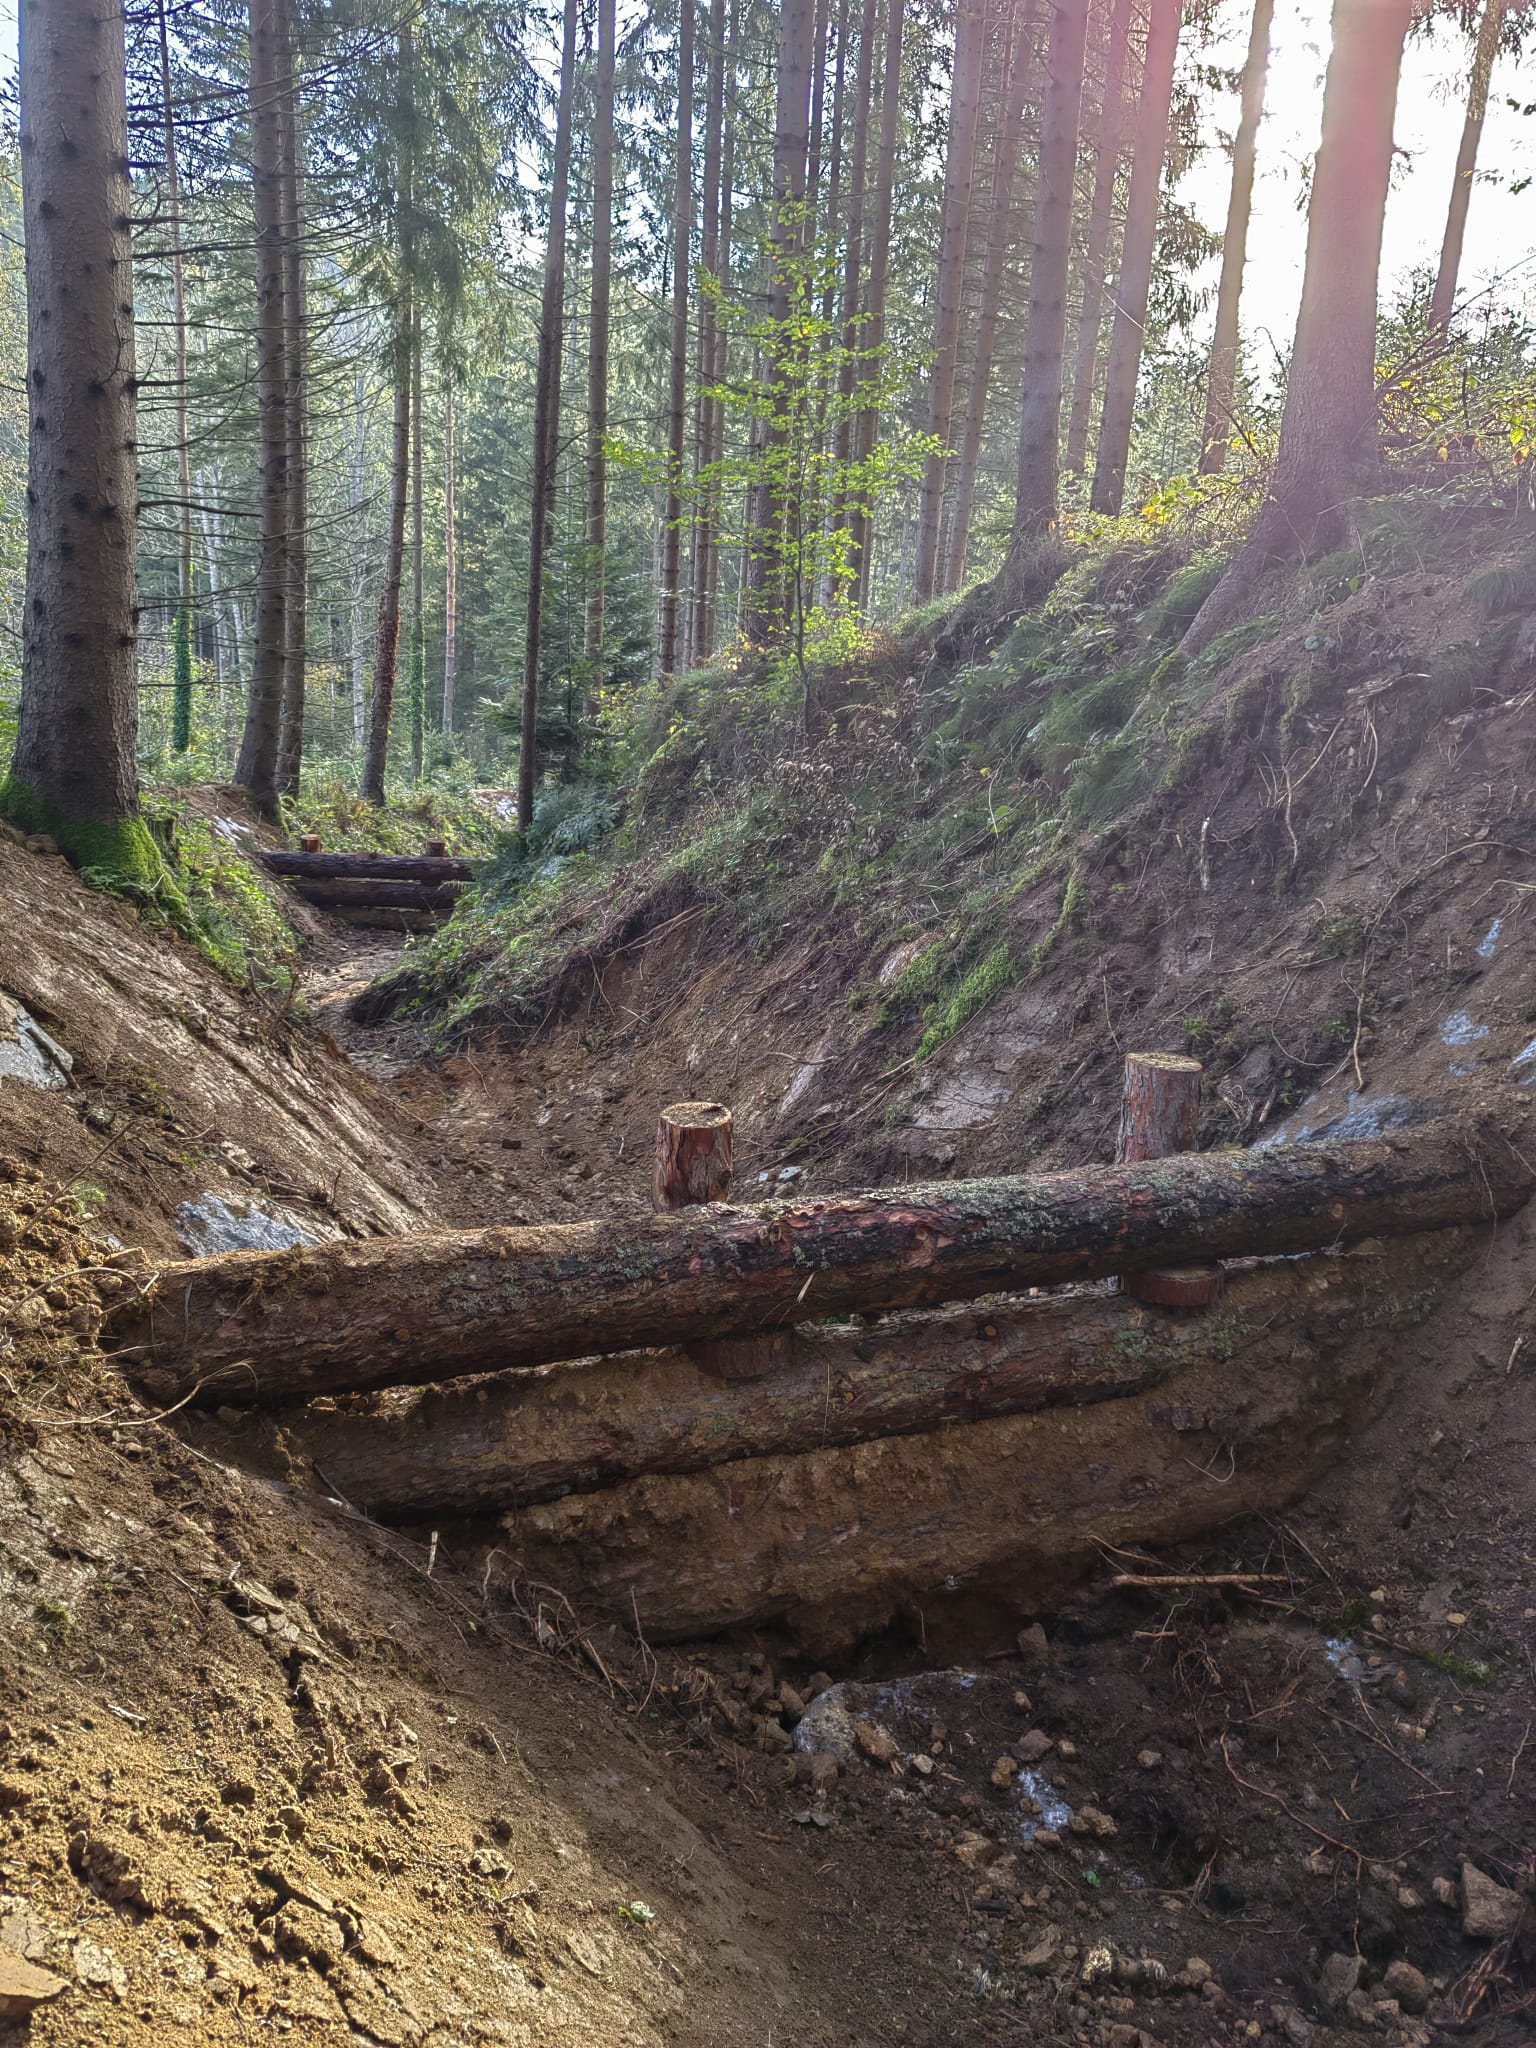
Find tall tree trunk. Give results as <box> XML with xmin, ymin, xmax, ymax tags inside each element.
<box><xmin>806</xmin><ymin>0</ymin><xmax>831</xmax><ymax>207</ymax></box>
<box><xmin>585</xmin><ymin>0</ymin><xmax>616</xmax><ymax>693</ymax></box>
<box><xmin>912</xmin><ymin>0</ymin><xmax>987</xmax><ymax>604</ymax></box>
<box><xmin>943</xmin><ymin>2</ymin><xmax>1035</xmax><ymax>591</ymax></box>
<box><xmin>156</xmin><ymin>0</ymin><xmax>196</xmax><ymax>758</ymax></box>
<box><xmin>442</xmin><ymin>379</ymin><xmax>457</xmax><ymax>732</ymax></box>
<box><xmin>690</xmin><ymin>0</ymin><xmax>728</xmax><ymax>665</ymax></box>
<box><xmin>361</xmin><ymin>304</ymin><xmax>411</xmax><ymax>803</ymax></box>
<box><xmin>346</xmin><ymin>361</ymin><xmax>369</xmax><ymax>748</ymax></box>
<box><xmin>809</xmin><ymin>0</ymin><xmax>848</xmax><ymax>614</ymax></box>
<box><xmin>1009</xmin><ymin>0</ymin><xmax>1090</xmax><ymax>553</ymax></box>
<box><xmin>1063</xmin><ymin>0</ymin><xmax>1132</xmax><ymax>475</ymax></box>
<box><xmin>831</xmin><ymin>0</ymin><xmax>876</xmax><ymax>582</ymax></box>
<box><xmin>518</xmin><ymin>0</ymin><xmax>579</xmax><ymax>831</ymax></box>
<box><xmin>1198</xmin><ymin>0</ymin><xmax>1273</xmax><ymax>471</ymax></box>
<box><xmin>276</xmin><ymin>0</ymin><xmax>309</xmax><ymax>799</ymax></box>
<box><xmin>5</xmin><ymin>0</ymin><xmax>144</xmax><ymax>853</ymax></box>
<box><xmin>1184</xmin><ymin>0</ymin><xmax>1414</xmax><ymax>656</ymax></box>
<box><xmin>1429</xmin><ymin>0</ymin><xmax>1506</xmax><ymax>330</ymax></box>
<box><xmin>742</xmin><ymin>0</ymin><xmax>815</xmax><ymax>637</ymax></box>
<box><xmin>849</xmin><ymin>0</ymin><xmax>906</xmax><ymax>606</ymax></box>
<box><xmin>234</xmin><ymin>0</ymin><xmax>290</xmax><ymax>817</ymax></box>
<box><xmin>408</xmin><ymin>324</ymin><xmax>424</xmax><ymax>779</ymax></box>
<box><xmin>658</xmin><ymin>0</ymin><xmax>696</xmax><ymax>676</ymax></box>
<box><xmin>1089</xmin><ymin>0</ymin><xmax>1183</xmax><ymax>516</ymax></box>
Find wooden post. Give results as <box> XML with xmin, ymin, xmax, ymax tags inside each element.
<box><xmin>1117</xmin><ymin>1052</ymin><xmax>1220</xmax><ymax>1307</ymax></box>
<box><xmin>652</xmin><ymin>1101</ymin><xmax>733</xmax><ymax>1211</ymax></box>
<box><xmin>299</xmin><ymin>833</ymin><xmax>323</xmax><ymax>854</ymax></box>
<box><xmin>423</xmin><ymin>837</ymin><xmax>447</xmax><ymax>858</ymax></box>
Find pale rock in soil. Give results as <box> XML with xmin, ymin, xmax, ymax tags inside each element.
<box><xmin>1015</xmin><ymin>1728</ymin><xmax>1054</xmax><ymax>1764</ymax></box>
<box><xmin>1380</xmin><ymin>1960</ymin><xmax>1430</xmax><ymax>2015</ymax></box>
<box><xmin>1460</xmin><ymin>1860</ymin><xmax>1522</xmax><ymax>1940</ymax></box>
<box><xmin>1021</xmin><ymin>1924</ymin><xmax>1063</xmax><ymax>1975</ymax></box>
<box><xmin>1318</xmin><ymin>1950</ymin><xmax>1362</xmax><ymax>2011</ymax></box>
<box><xmin>1432</xmin><ymin>1875</ymin><xmax>1459</xmax><ymax>1908</ymax></box>
<box><xmin>1069</xmin><ymin>1805</ymin><xmax>1118</xmax><ymax>1840</ymax></box>
<box><xmin>0</xmin><ymin>1952</ymin><xmax>67</xmax><ymax>2020</ymax></box>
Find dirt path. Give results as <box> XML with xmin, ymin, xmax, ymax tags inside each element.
<box><xmin>302</xmin><ymin>924</ymin><xmax>414</xmax><ymax>1069</ymax></box>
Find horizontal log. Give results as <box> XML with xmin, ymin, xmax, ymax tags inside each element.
<box><xmin>103</xmin><ymin>1104</ymin><xmax>1532</xmax><ymax>1409</ymax></box>
<box><xmin>495</xmin><ymin>1231</ymin><xmax>1471</xmax><ymax>1651</ymax></box>
<box><xmin>291</xmin><ymin>881</ymin><xmax>465</xmax><ymax>913</ymax></box>
<box><xmin>294</xmin><ymin>1285</ymin><xmax>1212</xmax><ymax>1516</ymax></box>
<box><xmin>259</xmin><ymin>851</ymin><xmax>474</xmax><ymax>883</ymax></box>
<box><xmin>325</xmin><ymin>908</ymin><xmax>442</xmax><ymax>934</ymax></box>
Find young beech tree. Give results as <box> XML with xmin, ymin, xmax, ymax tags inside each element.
<box><xmin>1183</xmin><ymin>0</ymin><xmax>1415</xmax><ymax>657</ymax></box>
<box><xmin>1</xmin><ymin>0</ymin><xmax>161</xmax><ymax>881</ymax></box>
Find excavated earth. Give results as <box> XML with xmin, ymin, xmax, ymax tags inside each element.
<box><xmin>2</xmin><ymin>592</ymin><xmax>1536</xmax><ymax>2048</ymax></box>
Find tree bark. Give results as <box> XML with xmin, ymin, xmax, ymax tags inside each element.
<box><xmin>105</xmin><ymin>1108</ymin><xmax>1532</xmax><ymax>1408</ymax></box>
<box><xmin>276</xmin><ymin>0</ymin><xmax>309</xmax><ymax>799</ymax></box>
<box><xmin>584</xmin><ymin>0</ymin><xmax>616</xmax><ymax>692</ymax></box>
<box><xmin>1063</xmin><ymin>0</ymin><xmax>1132</xmax><ymax>476</ymax></box>
<box><xmin>912</xmin><ymin>0</ymin><xmax>987</xmax><ymax>603</ymax></box>
<box><xmin>442</xmin><ymin>379</ymin><xmax>457</xmax><ymax>730</ymax></box>
<box><xmin>1198</xmin><ymin>0</ymin><xmax>1273</xmax><ymax>471</ymax></box>
<box><xmin>295</xmin><ymin>1253</ymin><xmax>1410</xmax><ymax>1518</ymax></box>
<box><xmin>1089</xmin><ymin>0</ymin><xmax>1183</xmax><ymax>516</ymax></box>
<box><xmin>1429</xmin><ymin>0</ymin><xmax>1506</xmax><ymax>330</ymax></box>
<box><xmin>518</xmin><ymin>0</ymin><xmax>579</xmax><ymax>829</ymax></box>
<box><xmin>658</xmin><ymin>0</ymin><xmax>696</xmax><ymax>676</ymax></box>
<box><xmin>408</xmin><ymin>316</ymin><xmax>425</xmax><ymax>780</ymax></box>
<box><xmin>290</xmin><ymin>881</ymin><xmax>463</xmax><ymax>913</ymax></box>
<box><xmin>1116</xmin><ymin>1050</ymin><xmax>1202</xmax><ymax>1162</ymax></box>
<box><xmin>156</xmin><ymin>0</ymin><xmax>196</xmax><ymax>758</ymax></box>
<box><xmin>653</xmin><ymin>1101</ymin><xmax>734</xmax><ymax>1210</ymax></box>
<box><xmin>830</xmin><ymin>0</ymin><xmax>877</xmax><ymax>566</ymax></box>
<box><xmin>1183</xmin><ymin>0</ymin><xmax>1414</xmax><ymax>657</ymax></box>
<box><xmin>849</xmin><ymin>0</ymin><xmax>906</xmax><ymax>605</ymax></box>
<box><xmin>497</xmin><ymin>1230</ymin><xmax>1475</xmax><ymax>1649</ymax></box>
<box><xmin>943</xmin><ymin>1</ymin><xmax>1036</xmax><ymax>590</ymax></box>
<box><xmin>690</xmin><ymin>0</ymin><xmax>727</xmax><ymax>663</ymax></box>
<box><xmin>234</xmin><ymin>0</ymin><xmax>291</xmax><ymax>818</ymax></box>
<box><xmin>1009</xmin><ymin>0</ymin><xmax>1090</xmax><ymax>553</ymax></box>
<box><xmin>258</xmin><ymin>851</ymin><xmax>472</xmax><ymax>880</ymax></box>
<box><xmin>360</xmin><ymin>299</ymin><xmax>411</xmax><ymax>804</ymax></box>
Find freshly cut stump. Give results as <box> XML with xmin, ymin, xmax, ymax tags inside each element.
<box><xmin>1117</xmin><ymin>1050</ymin><xmax>1220</xmax><ymax>1307</ymax></box>
<box><xmin>652</xmin><ymin>1100</ymin><xmax>734</xmax><ymax>1212</ymax></box>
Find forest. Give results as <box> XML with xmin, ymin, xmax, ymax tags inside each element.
<box><xmin>0</xmin><ymin>0</ymin><xmax>1531</xmax><ymax>871</ymax></box>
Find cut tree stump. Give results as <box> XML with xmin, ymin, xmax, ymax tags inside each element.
<box><xmin>100</xmin><ymin>1103</ymin><xmax>1533</xmax><ymax>1410</ymax></box>
<box><xmin>1117</xmin><ymin>1050</ymin><xmax>1220</xmax><ymax>1307</ymax></box>
<box><xmin>653</xmin><ymin>1100</ymin><xmax>734</xmax><ymax>1211</ymax></box>
<box><xmin>293</xmin><ymin>1244</ymin><xmax>1449</xmax><ymax>1518</ymax></box>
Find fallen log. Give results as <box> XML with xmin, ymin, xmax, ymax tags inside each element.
<box><xmin>102</xmin><ymin>1103</ymin><xmax>1531</xmax><ymax>1408</ymax></box>
<box><xmin>291</xmin><ymin>881</ymin><xmax>465</xmax><ymax>913</ymax></box>
<box><xmin>493</xmin><ymin>1231</ymin><xmax>1472</xmax><ymax>1651</ymax></box>
<box><xmin>259</xmin><ymin>851</ymin><xmax>474</xmax><ymax>883</ymax></box>
<box><xmin>297</xmin><ymin>1244</ymin><xmax>1430</xmax><ymax>1517</ymax></box>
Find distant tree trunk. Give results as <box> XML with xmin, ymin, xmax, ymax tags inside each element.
<box><xmin>1063</xmin><ymin>0</ymin><xmax>1132</xmax><ymax>476</ymax></box>
<box><xmin>830</xmin><ymin>0</ymin><xmax>876</xmax><ymax>575</ymax></box>
<box><xmin>742</xmin><ymin>0</ymin><xmax>815</xmax><ymax>638</ymax></box>
<box><xmin>1198</xmin><ymin>0</ymin><xmax>1273</xmax><ymax>471</ymax></box>
<box><xmin>658</xmin><ymin>0</ymin><xmax>696</xmax><ymax>676</ymax></box>
<box><xmin>276</xmin><ymin>1</ymin><xmax>309</xmax><ymax>799</ymax></box>
<box><xmin>1429</xmin><ymin>0</ymin><xmax>1506</xmax><ymax>330</ymax></box>
<box><xmin>345</xmin><ymin>362</ymin><xmax>369</xmax><ymax>748</ymax></box>
<box><xmin>912</xmin><ymin>0</ymin><xmax>987</xmax><ymax>604</ymax></box>
<box><xmin>408</xmin><ymin>325</ymin><xmax>424</xmax><ymax>780</ymax></box>
<box><xmin>944</xmin><ymin>3</ymin><xmax>1035</xmax><ymax>591</ymax></box>
<box><xmin>585</xmin><ymin>0</ymin><xmax>616</xmax><ymax>695</ymax></box>
<box><xmin>1009</xmin><ymin>0</ymin><xmax>1090</xmax><ymax>554</ymax></box>
<box><xmin>235</xmin><ymin>0</ymin><xmax>290</xmax><ymax>817</ymax></box>
<box><xmin>1184</xmin><ymin>0</ymin><xmax>1414</xmax><ymax>656</ymax></box>
<box><xmin>691</xmin><ymin>0</ymin><xmax>728</xmax><ymax>664</ymax></box>
<box><xmin>849</xmin><ymin>0</ymin><xmax>906</xmax><ymax>606</ymax></box>
<box><xmin>4</xmin><ymin>0</ymin><xmax>144</xmax><ymax>849</ymax></box>
<box><xmin>806</xmin><ymin>0</ymin><xmax>831</xmax><ymax>208</ymax></box>
<box><xmin>156</xmin><ymin>0</ymin><xmax>196</xmax><ymax>758</ymax></box>
<box><xmin>442</xmin><ymin>379</ymin><xmax>457</xmax><ymax>732</ymax></box>
<box><xmin>518</xmin><ymin>0</ymin><xmax>578</xmax><ymax>830</ymax></box>
<box><xmin>1089</xmin><ymin>0</ymin><xmax>1182</xmax><ymax>516</ymax></box>
<box><xmin>361</xmin><ymin>304</ymin><xmax>411</xmax><ymax>804</ymax></box>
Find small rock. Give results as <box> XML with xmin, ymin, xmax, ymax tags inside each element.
<box><xmin>1056</xmin><ymin>1738</ymin><xmax>1078</xmax><ymax>1760</ymax></box>
<box><xmin>1318</xmin><ymin>1951</ymin><xmax>1361</xmax><ymax>2012</ymax></box>
<box><xmin>1021</xmin><ymin>1924</ymin><xmax>1062</xmax><ymax>1976</ymax></box>
<box><xmin>778</xmin><ymin>1682</ymin><xmax>806</xmax><ymax>1724</ymax></box>
<box><xmin>1137</xmin><ymin>1750</ymin><xmax>1162</xmax><ymax>1771</ymax></box>
<box><xmin>276</xmin><ymin>1805</ymin><xmax>306</xmax><ymax>1841</ymax></box>
<box><xmin>990</xmin><ymin>1756</ymin><xmax>1019</xmax><ymax>1790</ymax></box>
<box><xmin>1016</xmin><ymin>1624</ymin><xmax>1050</xmax><ymax>1665</ymax></box>
<box><xmin>1182</xmin><ymin>1957</ymin><xmax>1213</xmax><ymax>1986</ymax></box>
<box><xmin>953</xmin><ymin>1831</ymin><xmax>995</xmax><ymax>1869</ymax></box>
<box><xmin>1272</xmin><ymin>2002</ymin><xmax>1315</xmax><ymax>2047</ymax></box>
<box><xmin>1069</xmin><ymin>1806</ymin><xmax>1118</xmax><ymax>1840</ymax></box>
<box><xmin>911</xmin><ymin>1754</ymin><xmax>934</xmax><ymax>1777</ymax></box>
<box><xmin>854</xmin><ymin>1720</ymin><xmax>898</xmax><ymax>1765</ymax></box>
<box><xmin>0</xmin><ymin>1953</ymin><xmax>67</xmax><ymax>2020</ymax></box>
<box><xmin>1432</xmin><ymin>1875</ymin><xmax>1458</xmax><ymax>1908</ymax></box>
<box><xmin>1460</xmin><ymin>1860</ymin><xmax>1522</xmax><ymax>1941</ymax></box>
<box><xmin>1397</xmin><ymin>1886</ymin><xmax>1424</xmax><ymax>1912</ymax></box>
<box><xmin>1016</xmin><ymin>1729</ymin><xmax>1054</xmax><ymax>1765</ymax></box>
<box><xmin>754</xmin><ymin>1717</ymin><xmax>792</xmax><ymax>1755</ymax></box>
<box><xmin>1380</xmin><ymin>1960</ymin><xmax>1429</xmax><ymax>2014</ymax></box>
<box><xmin>1012</xmin><ymin>1690</ymin><xmax>1032</xmax><ymax>1713</ymax></box>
